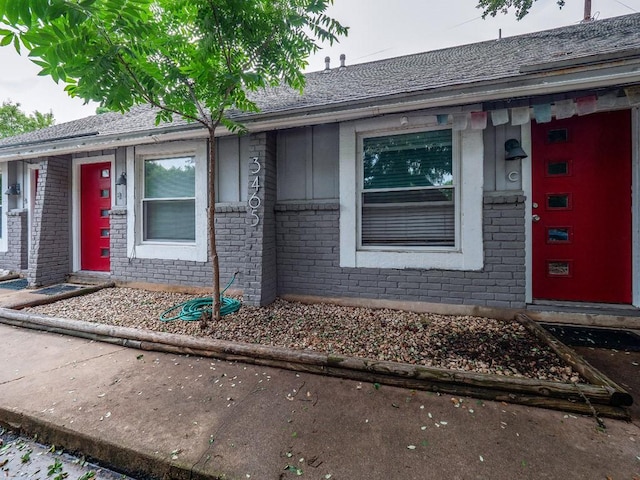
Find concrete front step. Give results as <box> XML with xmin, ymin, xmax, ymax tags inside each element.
<box><xmin>67</xmin><ymin>271</ymin><xmax>111</xmax><ymax>286</ymax></box>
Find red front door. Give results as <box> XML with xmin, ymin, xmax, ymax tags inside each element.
<box><xmin>80</xmin><ymin>162</ymin><xmax>111</xmax><ymax>272</ymax></box>
<box><xmin>532</xmin><ymin>110</ymin><xmax>632</xmax><ymax>304</ymax></box>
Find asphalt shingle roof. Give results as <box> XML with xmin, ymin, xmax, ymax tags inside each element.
<box><xmin>2</xmin><ymin>13</ymin><xmax>640</xmax><ymax>149</ymax></box>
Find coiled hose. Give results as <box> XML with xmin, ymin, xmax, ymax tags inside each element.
<box><xmin>159</xmin><ymin>273</ymin><xmax>241</xmax><ymax>322</ymax></box>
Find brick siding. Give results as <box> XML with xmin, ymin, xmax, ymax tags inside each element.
<box><xmin>242</xmin><ymin>132</ymin><xmax>277</xmax><ymax>306</ymax></box>
<box><xmin>0</xmin><ymin>209</ymin><xmax>28</xmax><ymax>271</ymax></box>
<box><xmin>110</xmin><ymin>205</ymin><xmax>248</xmax><ymax>291</ymax></box>
<box><xmin>109</xmin><ymin>132</ymin><xmax>278</xmax><ymax>305</ymax></box>
<box><xmin>28</xmin><ymin>158</ymin><xmax>71</xmax><ymax>286</ymax></box>
<box><xmin>275</xmin><ymin>194</ymin><xmax>526</xmax><ymax>309</ymax></box>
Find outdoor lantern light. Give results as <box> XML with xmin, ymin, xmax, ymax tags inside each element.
<box><xmin>115</xmin><ymin>172</ymin><xmax>127</xmax><ymax>186</ymax></box>
<box><xmin>4</xmin><ymin>184</ymin><xmax>20</xmax><ymax>196</ymax></box>
<box><xmin>505</xmin><ymin>139</ymin><xmax>528</xmax><ymax>161</ymax></box>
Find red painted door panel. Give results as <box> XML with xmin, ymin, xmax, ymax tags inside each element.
<box><xmin>80</xmin><ymin>162</ymin><xmax>111</xmax><ymax>271</ymax></box>
<box><xmin>532</xmin><ymin>110</ymin><xmax>631</xmax><ymax>303</ymax></box>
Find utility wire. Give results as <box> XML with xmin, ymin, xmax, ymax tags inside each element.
<box><xmin>612</xmin><ymin>0</ymin><xmax>638</xmax><ymax>12</ymax></box>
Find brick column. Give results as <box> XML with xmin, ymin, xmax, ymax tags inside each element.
<box><xmin>481</xmin><ymin>194</ymin><xmax>526</xmax><ymax>308</ymax></box>
<box><xmin>243</xmin><ymin>132</ymin><xmax>277</xmax><ymax>306</ymax></box>
<box><xmin>28</xmin><ymin>157</ymin><xmax>71</xmax><ymax>287</ymax></box>
<box><xmin>109</xmin><ymin>206</ymin><xmax>127</xmax><ymax>278</ymax></box>
<box><xmin>7</xmin><ymin>210</ymin><xmax>28</xmax><ymax>271</ymax></box>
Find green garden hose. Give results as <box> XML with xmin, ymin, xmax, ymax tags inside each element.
<box><xmin>159</xmin><ymin>273</ymin><xmax>241</xmax><ymax>322</ymax></box>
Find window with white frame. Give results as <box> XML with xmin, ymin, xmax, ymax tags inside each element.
<box><xmin>339</xmin><ymin>119</ymin><xmax>483</xmax><ymax>271</ymax></box>
<box><xmin>142</xmin><ymin>156</ymin><xmax>196</xmax><ymax>242</ymax></box>
<box><xmin>128</xmin><ymin>141</ymin><xmax>207</xmax><ymax>262</ymax></box>
<box><xmin>360</xmin><ymin>129</ymin><xmax>455</xmax><ymax>248</ymax></box>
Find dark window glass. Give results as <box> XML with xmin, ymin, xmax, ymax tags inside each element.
<box><xmin>547</xmin><ymin>194</ymin><xmax>569</xmax><ymax>209</ymax></box>
<box><xmin>547</xmin><ymin>129</ymin><xmax>568</xmax><ymax>143</ymax></box>
<box><xmin>547</xmin><ymin>161</ymin><xmax>568</xmax><ymax>176</ymax></box>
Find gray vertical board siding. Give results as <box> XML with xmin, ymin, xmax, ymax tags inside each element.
<box><xmin>277</xmin><ymin>124</ymin><xmax>339</xmax><ymax>201</ymax></box>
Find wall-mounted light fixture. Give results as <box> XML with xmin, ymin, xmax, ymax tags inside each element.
<box><xmin>115</xmin><ymin>172</ymin><xmax>127</xmax><ymax>186</ymax></box>
<box><xmin>505</xmin><ymin>139</ymin><xmax>528</xmax><ymax>161</ymax></box>
<box><xmin>4</xmin><ymin>184</ymin><xmax>20</xmax><ymax>196</ymax></box>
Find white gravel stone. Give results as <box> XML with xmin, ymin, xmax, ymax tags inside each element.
<box><xmin>26</xmin><ymin>288</ymin><xmax>584</xmax><ymax>383</ymax></box>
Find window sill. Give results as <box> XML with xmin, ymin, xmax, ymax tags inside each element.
<box><xmin>353</xmin><ymin>250</ymin><xmax>482</xmax><ymax>270</ymax></box>
<box><xmin>133</xmin><ymin>243</ymin><xmax>207</xmax><ymax>262</ymax></box>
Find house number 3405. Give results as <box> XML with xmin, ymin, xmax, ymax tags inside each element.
<box><xmin>249</xmin><ymin>157</ymin><xmax>261</xmax><ymax>226</ymax></box>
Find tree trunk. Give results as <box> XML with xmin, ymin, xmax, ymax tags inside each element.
<box><xmin>208</xmin><ymin>128</ymin><xmax>222</xmax><ymax>322</ymax></box>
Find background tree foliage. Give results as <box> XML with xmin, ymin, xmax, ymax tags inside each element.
<box><xmin>477</xmin><ymin>0</ymin><xmax>566</xmax><ymax>20</ymax></box>
<box><xmin>0</xmin><ymin>99</ymin><xmax>54</xmax><ymax>138</ymax></box>
<box><xmin>0</xmin><ymin>0</ymin><xmax>346</xmax><ymax>321</ymax></box>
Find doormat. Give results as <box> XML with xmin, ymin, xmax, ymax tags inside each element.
<box><xmin>33</xmin><ymin>284</ymin><xmax>82</xmax><ymax>296</ymax></box>
<box><xmin>541</xmin><ymin>323</ymin><xmax>640</xmax><ymax>352</ymax></box>
<box><xmin>0</xmin><ymin>279</ymin><xmax>28</xmax><ymax>290</ymax></box>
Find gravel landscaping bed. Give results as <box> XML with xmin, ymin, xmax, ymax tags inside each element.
<box><xmin>26</xmin><ymin>287</ymin><xmax>584</xmax><ymax>384</ymax></box>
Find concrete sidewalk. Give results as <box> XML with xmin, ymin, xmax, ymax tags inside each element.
<box><xmin>0</xmin><ymin>323</ymin><xmax>639</xmax><ymax>480</ymax></box>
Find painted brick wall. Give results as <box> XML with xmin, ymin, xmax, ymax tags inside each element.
<box><xmin>28</xmin><ymin>157</ymin><xmax>71</xmax><ymax>286</ymax></box>
<box><xmin>110</xmin><ymin>205</ymin><xmax>248</xmax><ymax>290</ymax></box>
<box><xmin>108</xmin><ymin>132</ymin><xmax>278</xmax><ymax>303</ymax></box>
<box><xmin>275</xmin><ymin>194</ymin><xmax>526</xmax><ymax>309</ymax></box>
<box><xmin>0</xmin><ymin>209</ymin><xmax>28</xmax><ymax>271</ymax></box>
<box><xmin>243</xmin><ymin>132</ymin><xmax>278</xmax><ymax>306</ymax></box>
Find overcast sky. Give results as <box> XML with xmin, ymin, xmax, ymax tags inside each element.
<box><xmin>1</xmin><ymin>0</ymin><xmax>638</xmax><ymax>124</ymax></box>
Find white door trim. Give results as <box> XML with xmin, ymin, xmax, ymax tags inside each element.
<box><xmin>521</xmin><ymin>123</ymin><xmax>533</xmax><ymax>305</ymax></box>
<box><xmin>26</xmin><ymin>163</ymin><xmax>40</xmax><ymax>260</ymax></box>
<box><xmin>632</xmin><ymin>107</ymin><xmax>640</xmax><ymax>307</ymax></box>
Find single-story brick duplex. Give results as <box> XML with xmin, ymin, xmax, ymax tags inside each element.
<box><xmin>1</xmin><ymin>14</ymin><xmax>640</xmax><ymax>318</ymax></box>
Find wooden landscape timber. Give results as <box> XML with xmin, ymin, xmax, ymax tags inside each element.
<box><xmin>0</xmin><ymin>307</ymin><xmax>632</xmax><ymax>420</ymax></box>
<box><xmin>516</xmin><ymin>313</ymin><xmax>633</xmax><ymax>407</ymax></box>
<box><xmin>10</xmin><ymin>282</ymin><xmax>116</xmax><ymax>309</ymax></box>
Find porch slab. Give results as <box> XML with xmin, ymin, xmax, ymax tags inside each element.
<box><xmin>0</xmin><ymin>282</ymin><xmax>113</xmax><ymax>309</ymax></box>
<box><xmin>0</xmin><ymin>289</ymin><xmax>49</xmax><ymax>308</ymax></box>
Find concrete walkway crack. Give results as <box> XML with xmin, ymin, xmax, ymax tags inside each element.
<box><xmin>0</xmin><ymin>376</ymin><xmax>25</xmax><ymax>386</ymax></box>
<box><xmin>0</xmin><ymin>348</ymin><xmax>128</xmax><ymax>386</ymax></box>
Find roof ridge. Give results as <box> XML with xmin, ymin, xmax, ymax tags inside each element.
<box><xmin>304</xmin><ymin>12</ymin><xmax>640</xmax><ymax>75</ymax></box>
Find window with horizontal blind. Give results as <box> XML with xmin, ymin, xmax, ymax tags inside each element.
<box><xmin>361</xmin><ymin>129</ymin><xmax>455</xmax><ymax>247</ymax></box>
<box><xmin>142</xmin><ymin>156</ymin><xmax>196</xmax><ymax>242</ymax></box>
